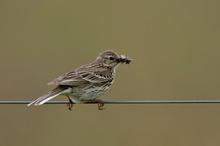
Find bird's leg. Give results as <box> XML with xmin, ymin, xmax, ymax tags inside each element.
<box><xmin>66</xmin><ymin>95</ymin><xmax>74</xmax><ymax>110</ymax></box>
<box><xmin>94</xmin><ymin>99</ymin><xmax>106</xmax><ymax>110</ymax></box>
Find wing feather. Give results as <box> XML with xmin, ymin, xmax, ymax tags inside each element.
<box><xmin>48</xmin><ymin>64</ymin><xmax>114</xmax><ymax>86</ymax></box>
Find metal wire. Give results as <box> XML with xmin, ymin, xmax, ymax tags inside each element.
<box><xmin>1</xmin><ymin>100</ymin><xmax>220</xmax><ymax>105</ymax></box>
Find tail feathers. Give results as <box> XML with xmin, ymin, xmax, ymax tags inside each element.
<box><xmin>28</xmin><ymin>86</ymin><xmax>66</xmax><ymax>106</ymax></box>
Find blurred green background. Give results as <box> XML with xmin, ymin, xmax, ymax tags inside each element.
<box><xmin>1</xmin><ymin>0</ymin><xmax>220</xmax><ymax>146</ymax></box>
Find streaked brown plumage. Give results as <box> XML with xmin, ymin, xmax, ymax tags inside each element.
<box><xmin>28</xmin><ymin>50</ymin><xmax>132</xmax><ymax>110</ymax></box>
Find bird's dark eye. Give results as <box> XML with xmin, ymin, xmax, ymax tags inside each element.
<box><xmin>109</xmin><ymin>57</ymin><xmax>114</xmax><ymax>60</ymax></box>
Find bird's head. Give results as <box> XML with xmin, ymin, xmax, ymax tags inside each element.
<box><xmin>95</xmin><ymin>50</ymin><xmax>132</xmax><ymax>68</ymax></box>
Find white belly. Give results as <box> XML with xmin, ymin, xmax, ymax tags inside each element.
<box><xmin>61</xmin><ymin>80</ymin><xmax>114</xmax><ymax>103</ymax></box>
<box><xmin>67</xmin><ymin>86</ymin><xmax>109</xmax><ymax>103</ymax></box>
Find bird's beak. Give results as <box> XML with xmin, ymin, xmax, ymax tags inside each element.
<box><xmin>117</xmin><ymin>55</ymin><xmax>132</xmax><ymax>64</ymax></box>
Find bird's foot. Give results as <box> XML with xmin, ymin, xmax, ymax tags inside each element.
<box><xmin>94</xmin><ymin>99</ymin><xmax>106</xmax><ymax>110</ymax></box>
<box><xmin>66</xmin><ymin>96</ymin><xmax>74</xmax><ymax>110</ymax></box>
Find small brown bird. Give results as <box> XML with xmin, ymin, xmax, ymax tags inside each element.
<box><xmin>28</xmin><ymin>50</ymin><xmax>132</xmax><ymax>110</ymax></box>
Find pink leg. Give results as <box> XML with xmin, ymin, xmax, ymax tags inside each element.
<box><xmin>66</xmin><ymin>95</ymin><xmax>74</xmax><ymax>110</ymax></box>
<box><xmin>94</xmin><ymin>99</ymin><xmax>106</xmax><ymax>110</ymax></box>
